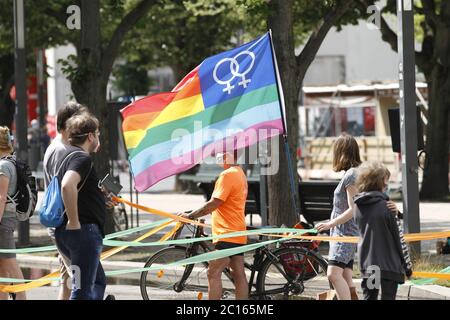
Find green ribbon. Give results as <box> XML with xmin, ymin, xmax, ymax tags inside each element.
<box><xmin>0</xmin><ymin>219</ymin><xmax>315</xmax><ymax>253</ymax></box>
<box><xmin>1</xmin><ymin>214</ymin><xmax>448</xmax><ymax>285</ymax></box>
<box><xmin>0</xmin><ymin>235</ymin><xmax>291</xmax><ymax>283</ymax></box>
<box><xmin>0</xmin><ymin>276</ymin><xmax>62</xmax><ymax>283</ymax></box>
<box><xmin>2</xmin><ymin>228</ymin><xmax>449</xmax><ymax>285</ymax></box>
<box><xmin>0</xmin><ymin>218</ymin><xmax>173</xmax><ymax>254</ymax></box>
<box><xmin>105</xmin><ymin>237</ymin><xmax>285</xmax><ymax>277</ymax></box>
<box><xmin>102</xmin><ymin>227</ymin><xmax>317</xmax><ymax>247</ymax></box>
<box><xmin>104</xmin><ymin>218</ymin><xmax>172</xmax><ymax>240</ymax></box>
<box><xmin>0</xmin><ymin>245</ymin><xmax>57</xmax><ymax>254</ymax></box>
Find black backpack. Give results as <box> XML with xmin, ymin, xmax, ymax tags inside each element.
<box><xmin>1</xmin><ymin>155</ymin><xmax>38</xmax><ymax>221</ymax></box>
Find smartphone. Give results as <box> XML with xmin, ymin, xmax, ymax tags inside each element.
<box><xmin>100</xmin><ymin>174</ymin><xmax>123</xmax><ymax>196</ymax></box>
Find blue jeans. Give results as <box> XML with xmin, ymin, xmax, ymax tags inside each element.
<box><xmin>55</xmin><ymin>224</ymin><xmax>106</xmax><ymax>300</ymax></box>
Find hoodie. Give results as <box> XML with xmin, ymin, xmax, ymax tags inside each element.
<box><xmin>354</xmin><ymin>191</ymin><xmax>411</xmax><ymax>283</ymax></box>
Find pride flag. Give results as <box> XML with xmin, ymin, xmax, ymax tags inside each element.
<box><xmin>121</xmin><ymin>33</ymin><xmax>286</xmax><ymax>191</ymax></box>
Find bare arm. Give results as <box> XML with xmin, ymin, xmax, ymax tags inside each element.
<box><xmin>182</xmin><ymin>198</ymin><xmax>224</xmax><ymax>220</ymax></box>
<box><xmin>61</xmin><ymin>170</ymin><xmax>81</xmax><ymax>230</ymax></box>
<box><xmin>316</xmin><ymin>185</ymin><xmax>358</xmax><ymax>232</ymax></box>
<box><xmin>0</xmin><ymin>175</ymin><xmax>9</xmax><ymax>222</ymax></box>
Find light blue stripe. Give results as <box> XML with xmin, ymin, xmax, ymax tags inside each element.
<box><xmin>130</xmin><ymin>101</ymin><xmax>282</xmax><ymax>176</ymax></box>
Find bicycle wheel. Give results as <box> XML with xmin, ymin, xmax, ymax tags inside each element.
<box><xmin>140</xmin><ymin>246</ymin><xmax>211</xmax><ymax>300</ymax></box>
<box><xmin>256</xmin><ymin>247</ymin><xmax>328</xmax><ymax>300</ymax></box>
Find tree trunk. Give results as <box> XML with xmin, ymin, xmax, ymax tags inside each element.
<box><xmin>0</xmin><ymin>84</ymin><xmax>15</xmax><ymax>129</ymax></box>
<box><xmin>266</xmin><ymin>0</ymin><xmax>300</xmax><ymax>227</ymax></box>
<box><xmin>420</xmin><ymin>13</ymin><xmax>450</xmax><ymax>200</ymax></box>
<box><xmin>68</xmin><ymin>0</ymin><xmax>157</xmax><ymax>232</ymax></box>
<box><xmin>71</xmin><ymin>0</ymin><xmax>111</xmax><ymax>178</ymax></box>
<box><xmin>420</xmin><ymin>66</ymin><xmax>450</xmax><ymax>199</ymax></box>
<box><xmin>70</xmin><ymin>1</ymin><xmax>113</xmax><ymax>234</ymax></box>
<box><xmin>171</xmin><ymin>62</ymin><xmax>189</xmax><ymax>84</ymax></box>
<box><xmin>72</xmin><ymin>74</ymin><xmax>114</xmax><ymax>235</ymax></box>
<box><xmin>73</xmin><ymin>79</ymin><xmax>110</xmax><ymax>178</ymax></box>
<box><xmin>265</xmin><ymin>0</ymin><xmax>356</xmax><ymax>225</ymax></box>
<box><xmin>0</xmin><ymin>55</ymin><xmax>15</xmax><ymax>129</ymax></box>
<box><xmin>69</xmin><ymin>0</ymin><xmax>157</xmax><ymax>180</ymax></box>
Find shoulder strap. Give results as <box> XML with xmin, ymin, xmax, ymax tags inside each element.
<box><xmin>1</xmin><ymin>156</ymin><xmax>18</xmax><ymax>204</ymax></box>
<box><xmin>77</xmin><ymin>161</ymin><xmax>93</xmax><ymax>192</ymax></box>
<box><xmin>0</xmin><ymin>155</ymin><xmax>15</xmax><ymax>166</ymax></box>
<box><xmin>54</xmin><ymin>150</ymin><xmax>86</xmax><ymax>177</ymax></box>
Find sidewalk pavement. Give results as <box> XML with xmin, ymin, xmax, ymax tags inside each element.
<box><xmin>17</xmin><ymin>254</ymin><xmax>450</xmax><ymax>300</ymax></box>
<box><xmin>25</xmin><ymin>285</ymin><xmax>184</xmax><ymax>300</ymax></box>
<box><xmin>23</xmin><ymin>283</ymin><xmax>450</xmax><ymax>300</ymax></box>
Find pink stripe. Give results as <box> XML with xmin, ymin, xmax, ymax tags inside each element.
<box><xmin>134</xmin><ymin>119</ymin><xmax>284</xmax><ymax>191</ymax></box>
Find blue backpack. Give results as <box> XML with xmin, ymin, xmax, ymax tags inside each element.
<box><xmin>39</xmin><ymin>151</ymin><xmax>92</xmax><ymax>228</ymax></box>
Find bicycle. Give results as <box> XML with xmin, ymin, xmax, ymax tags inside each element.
<box><xmin>140</xmin><ymin>220</ymin><xmax>328</xmax><ymax>300</ymax></box>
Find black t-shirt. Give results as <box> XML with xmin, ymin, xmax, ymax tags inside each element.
<box><xmin>56</xmin><ymin>147</ymin><xmax>106</xmax><ymax>237</ymax></box>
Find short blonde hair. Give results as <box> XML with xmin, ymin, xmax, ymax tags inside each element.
<box><xmin>356</xmin><ymin>161</ymin><xmax>391</xmax><ymax>193</ymax></box>
<box><xmin>0</xmin><ymin>126</ymin><xmax>13</xmax><ymax>154</ymax></box>
<box><xmin>332</xmin><ymin>133</ymin><xmax>362</xmax><ymax>172</ymax></box>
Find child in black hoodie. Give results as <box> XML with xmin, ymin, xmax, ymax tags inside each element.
<box><xmin>354</xmin><ymin>161</ymin><xmax>413</xmax><ymax>300</ymax></box>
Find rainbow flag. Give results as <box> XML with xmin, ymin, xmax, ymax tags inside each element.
<box><xmin>121</xmin><ymin>33</ymin><xmax>285</xmax><ymax>191</ymax></box>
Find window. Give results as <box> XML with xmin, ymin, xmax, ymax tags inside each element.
<box><xmin>304</xmin><ymin>106</ymin><xmax>376</xmax><ymax>137</ymax></box>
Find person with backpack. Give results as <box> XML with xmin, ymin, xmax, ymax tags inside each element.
<box><xmin>0</xmin><ymin>126</ymin><xmax>26</xmax><ymax>300</ymax></box>
<box><xmin>53</xmin><ymin>113</ymin><xmax>107</xmax><ymax>300</ymax></box>
<box><xmin>43</xmin><ymin>101</ymin><xmax>87</xmax><ymax>300</ymax></box>
<box><xmin>354</xmin><ymin>161</ymin><xmax>413</xmax><ymax>300</ymax></box>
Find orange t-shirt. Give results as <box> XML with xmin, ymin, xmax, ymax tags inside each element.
<box><xmin>211</xmin><ymin>166</ymin><xmax>248</xmax><ymax>244</ymax></box>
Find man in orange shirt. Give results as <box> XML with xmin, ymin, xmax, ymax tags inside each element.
<box><xmin>179</xmin><ymin>150</ymin><xmax>248</xmax><ymax>300</ymax></box>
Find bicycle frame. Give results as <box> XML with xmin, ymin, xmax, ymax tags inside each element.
<box><xmin>170</xmin><ymin>222</ymin><xmax>309</xmax><ymax>299</ymax></box>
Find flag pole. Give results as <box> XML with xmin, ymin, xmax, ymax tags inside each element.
<box><xmin>268</xmin><ymin>30</ymin><xmax>288</xmax><ymax>134</ymax></box>
<box><xmin>267</xmin><ymin>30</ymin><xmax>300</xmax><ymax>222</ymax></box>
